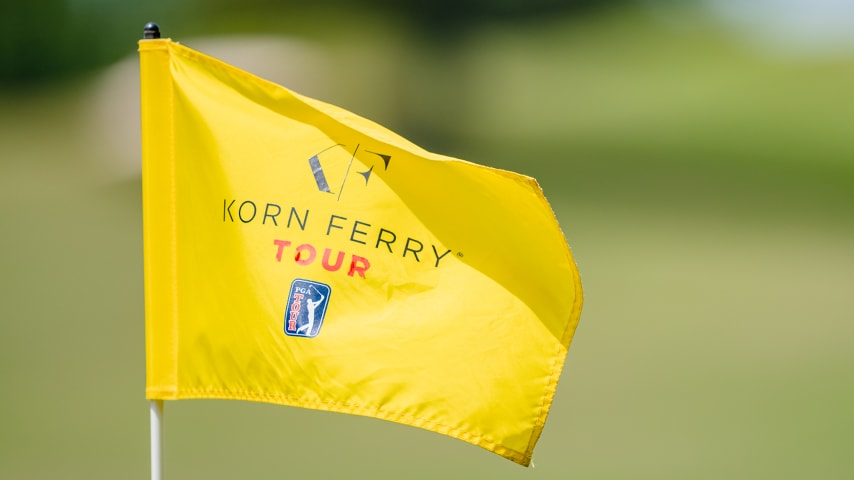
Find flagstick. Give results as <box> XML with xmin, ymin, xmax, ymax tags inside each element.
<box><xmin>150</xmin><ymin>399</ymin><xmax>164</xmax><ymax>480</ymax></box>
<box><xmin>142</xmin><ymin>22</ymin><xmax>163</xmax><ymax>480</ymax></box>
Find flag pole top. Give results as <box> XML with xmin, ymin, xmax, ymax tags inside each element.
<box><xmin>143</xmin><ymin>22</ymin><xmax>161</xmax><ymax>39</ymax></box>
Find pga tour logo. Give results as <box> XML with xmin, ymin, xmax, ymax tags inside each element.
<box><xmin>284</xmin><ymin>279</ymin><xmax>331</xmax><ymax>338</ymax></box>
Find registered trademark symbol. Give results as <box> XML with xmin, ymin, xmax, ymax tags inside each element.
<box><xmin>457</xmin><ymin>252</ymin><xmax>464</xmax><ymax>258</ymax></box>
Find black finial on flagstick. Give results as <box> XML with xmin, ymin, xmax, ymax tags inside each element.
<box><xmin>143</xmin><ymin>22</ymin><xmax>161</xmax><ymax>39</ymax></box>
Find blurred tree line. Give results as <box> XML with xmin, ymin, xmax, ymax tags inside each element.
<box><xmin>0</xmin><ymin>0</ymin><xmax>625</xmax><ymax>86</ymax></box>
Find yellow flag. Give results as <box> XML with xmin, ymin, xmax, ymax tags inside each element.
<box><xmin>140</xmin><ymin>38</ymin><xmax>582</xmax><ymax>466</ymax></box>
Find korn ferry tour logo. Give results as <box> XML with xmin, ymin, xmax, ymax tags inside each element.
<box><xmin>221</xmin><ymin>143</ymin><xmax>455</xmax><ymax>282</ymax></box>
<box><xmin>284</xmin><ymin>279</ymin><xmax>331</xmax><ymax>338</ymax></box>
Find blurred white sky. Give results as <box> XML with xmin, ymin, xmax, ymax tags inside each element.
<box><xmin>710</xmin><ymin>0</ymin><xmax>854</xmax><ymax>54</ymax></box>
<box><xmin>655</xmin><ymin>0</ymin><xmax>854</xmax><ymax>58</ymax></box>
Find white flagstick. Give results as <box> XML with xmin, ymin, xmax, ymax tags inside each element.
<box><xmin>142</xmin><ymin>21</ymin><xmax>164</xmax><ymax>480</ymax></box>
<box><xmin>150</xmin><ymin>400</ymin><xmax>164</xmax><ymax>480</ymax></box>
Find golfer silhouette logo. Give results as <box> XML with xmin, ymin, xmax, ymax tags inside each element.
<box><xmin>284</xmin><ymin>279</ymin><xmax>331</xmax><ymax>338</ymax></box>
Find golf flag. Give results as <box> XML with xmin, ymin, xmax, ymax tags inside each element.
<box><xmin>140</xmin><ymin>38</ymin><xmax>582</xmax><ymax>466</ymax></box>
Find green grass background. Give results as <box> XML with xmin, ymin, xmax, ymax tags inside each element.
<box><xmin>1</xmin><ymin>5</ymin><xmax>853</xmax><ymax>479</ymax></box>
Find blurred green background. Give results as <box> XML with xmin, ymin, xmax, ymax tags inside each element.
<box><xmin>2</xmin><ymin>0</ymin><xmax>853</xmax><ymax>478</ymax></box>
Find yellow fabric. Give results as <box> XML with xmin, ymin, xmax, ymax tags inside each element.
<box><xmin>140</xmin><ymin>38</ymin><xmax>582</xmax><ymax>466</ymax></box>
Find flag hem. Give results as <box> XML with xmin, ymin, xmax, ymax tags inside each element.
<box><xmin>147</xmin><ymin>387</ymin><xmax>534</xmax><ymax>466</ymax></box>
